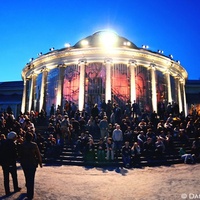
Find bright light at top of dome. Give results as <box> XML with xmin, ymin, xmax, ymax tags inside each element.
<box><xmin>99</xmin><ymin>31</ymin><xmax>118</xmax><ymax>48</ymax></box>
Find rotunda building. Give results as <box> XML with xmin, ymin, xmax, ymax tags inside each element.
<box><xmin>21</xmin><ymin>31</ymin><xmax>188</xmax><ymax>116</ymax></box>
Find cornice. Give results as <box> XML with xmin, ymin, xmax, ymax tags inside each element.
<box><xmin>22</xmin><ymin>47</ymin><xmax>188</xmax><ymax>80</ymax></box>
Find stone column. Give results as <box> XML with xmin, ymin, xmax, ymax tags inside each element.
<box><xmin>166</xmin><ymin>71</ymin><xmax>172</xmax><ymax>103</ymax></box>
<box><xmin>78</xmin><ymin>59</ymin><xmax>86</xmax><ymax>111</ymax></box>
<box><xmin>39</xmin><ymin>68</ymin><xmax>48</xmax><ymax>112</ymax></box>
<box><xmin>56</xmin><ymin>64</ymin><xmax>65</xmax><ymax>113</ymax></box>
<box><xmin>28</xmin><ymin>74</ymin><xmax>36</xmax><ymax>112</ymax></box>
<box><xmin>177</xmin><ymin>78</ymin><xmax>183</xmax><ymax>113</ymax></box>
<box><xmin>151</xmin><ymin>64</ymin><xmax>157</xmax><ymax>112</ymax></box>
<box><xmin>129</xmin><ymin>60</ymin><xmax>136</xmax><ymax>104</ymax></box>
<box><xmin>21</xmin><ymin>76</ymin><xmax>27</xmax><ymax>114</ymax></box>
<box><xmin>182</xmin><ymin>80</ymin><xmax>188</xmax><ymax>116</ymax></box>
<box><xmin>105</xmin><ymin>58</ymin><xmax>112</xmax><ymax>103</ymax></box>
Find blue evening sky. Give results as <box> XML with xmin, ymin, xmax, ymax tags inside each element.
<box><xmin>0</xmin><ymin>0</ymin><xmax>200</xmax><ymax>82</ymax></box>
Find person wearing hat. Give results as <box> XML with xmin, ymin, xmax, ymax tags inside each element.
<box><xmin>0</xmin><ymin>131</ymin><xmax>21</xmax><ymax>196</ymax></box>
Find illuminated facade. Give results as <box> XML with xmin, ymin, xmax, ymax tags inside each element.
<box><xmin>21</xmin><ymin>31</ymin><xmax>188</xmax><ymax>115</ymax></box>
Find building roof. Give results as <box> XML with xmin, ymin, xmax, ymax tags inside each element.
<box><xmin>73</xmin><ymin>30</ymin><xmax>138</xmax><ymax>49</ymax></box>
<box><xmin>186</xmin><ymin>93</ymin><xmax>200</xmax><ymax>104</ymax></box>
<box><xmin>0</xmin><ymin>93</ymin><xmax>22</xmax><ymax>104</ymax></box>
<box><xmin>0</xmin><ymin>81</ymin><xmax>23</xmax><ymax>89</ymax></box>
<box><xmin>0</xmin><ymin>81</ymin><xmax>23</xmax><ymax>96</ymax></box>
<box><xmin>186</xmin><ymin>80</ymin><xmax>200</xmax><ymax>85</ymax></box>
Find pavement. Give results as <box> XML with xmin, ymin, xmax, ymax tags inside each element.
<box><xmin>0</xmin><ymin>163</ymin><xmax>199</xmax><ymax>200</ymax></box>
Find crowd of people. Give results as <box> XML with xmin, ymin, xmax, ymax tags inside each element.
<box><xmin>47</xmin><ymin>101</ymin><xmax>200</xmax><ymax>166</ymax></box>
<box><xmin>0</xmin><ymin>108</ymin><xmax>42</xmax><ymax>198</ymax></box>
<box><xmin>0</xmin><ymin>100</ymin><xmax>200</xmax><ymax>196</ymax></box>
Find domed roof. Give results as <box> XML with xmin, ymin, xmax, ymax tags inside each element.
<box><xmin>73</xmin><ymin>30</ymin><xmax>138</xmax><ymax>49</ymax></box>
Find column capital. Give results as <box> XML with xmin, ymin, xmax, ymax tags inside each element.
<box><xmin>30</xmin><ymin>72</ymin><xmax>37</xmax><ymax>78</ymax></box>
<box><xmin>104</xmin><ymin>58</ymin><xmax>113</xmax><ymax>64</ymax></box>
<box><xmin>150</xmin><ymin>63</ymin><xmax>156</xmax><ymax>68</ymax></box>
<box><xmin>174</xmin><ymin>75</ymin><xmax>185</xmax><ymax>84</ymax></box>
<box><xmin>128</xmin><ymin>60</ymin><xmax>137</xmax><ymax>65</ymax></box>
<box><xmin>148</xmin><ymin>63</ymin><xmax>156</xmax><ymax>71</ymax></box>
<box><xmin>174</xmin><ymin>75</ymin><xmax>180</xmax><ymax>79</ymax></box>
<box><xmin>78</xmin><ymin>59</ymin><xmax>87</xmax><ymax>64</ymax></box>
<box><xmin>163</xmin><ymin>69</ymin><xmax>170</xmax><ymax>74</ymax></box>
<box><xmin>40</xmin><ymin>66</ymin><xmax>48</xmax><ymax>72</ymax></box>
<box><xmin>25</xmin><ymin>76</ymin><xmax>31</xmax><ymax>81</ymax></box>
<box><xmin>57</xmin><ymin>63</ymin><xmax>66</xmax><ymax>68</ymax></box>
<box><xmin>180</xmin><ymin>78</ymin><xmax>185</xmax><ymax>85</ymax></box>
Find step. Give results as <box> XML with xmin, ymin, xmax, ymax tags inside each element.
<box><xmin>39</xmin><ymin>131</ymin><xmax>199</xmax><ymax>168</ymax></box>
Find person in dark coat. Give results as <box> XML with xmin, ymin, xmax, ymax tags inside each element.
<box><xmin>20</xmin><ymin>132</ymin><xmax>42</xmax><ymax>200</ymax></box>
<box><xmin>91</xmin><ymin>104</ymin><xmax>99</xmax><ymax>119</ymax></box>
<box><xmin>0</xmin><ymin>131</ymin><xmax>21</xmax><ymax>196</ymax></box>
<box><xmin>122</xmin><ymin>141</ymin><xmax>132</xmax><ymax>168</ymax></box>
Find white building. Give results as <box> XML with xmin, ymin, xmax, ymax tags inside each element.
<box><xmin>21</xmin><ymin>31</ymin><xmax>188</xmax><ymax>116</ymax></box>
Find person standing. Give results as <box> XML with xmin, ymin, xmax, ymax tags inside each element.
<box><xmin>122</xmin><ymin>141</ymin><xmax>132</xmax><ymax>168</ymax></box>
<box><xmin>50</xmin><ymin>103</ymin><xmax>55</xmax><ymax>116</ymax></box>
<box><xmin>105</xmin><ymin>137</ymin><xmax>114</xmax><ymax>161</ymax></box>
<box><xmin>0</xmin><ymin>131</ymin><xmax>21</xmax><ymax>196</ymax></box>
<box><xmin>112</xmin><ymin>124</ymin><xmax>123</xmax><ymax>160</ymax></box>
<box><xmin>20</xmin><ymin>132</ymin><xmax>42</xmax><ymax>200</ymax></box>
<box><xmin>99</xmin><ymin>116</ymin><xmax>109</xmax><ymax>139</ymax></box>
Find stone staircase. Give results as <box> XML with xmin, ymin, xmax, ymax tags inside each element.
<box><xmin>42</xmin><ymin>137</ymin><xmax>198</xmax><ymax>167</ymax></box>
<box><xmin>36</xmin><ymin>125</ymin><xmax>199</xmax><ymax>167</ymax></box>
